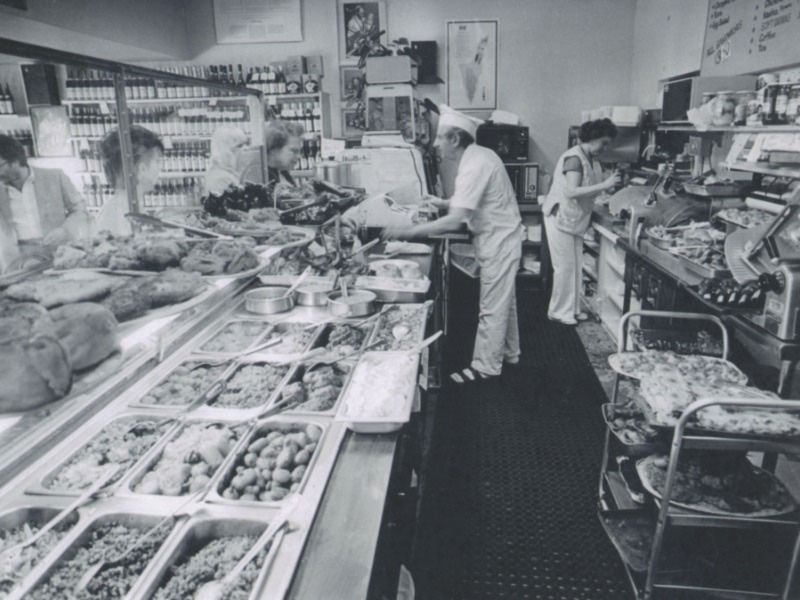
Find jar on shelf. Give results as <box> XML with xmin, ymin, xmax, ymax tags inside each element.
<box><xmin>734</xmin><ymin>90</ymin><xmax>754</xmax><ymax>126</ymax></box>
<box><xmin>774</xmin><ymin>84</ymin><xmax>791</xmax><ymax>124</ymax></box>
<box><xmin>700</xmin><ymin>92</ymin><xmax>717</xmax><ymax>108</ymax></box>
<box><xmin>786</xmin><ymin>84</ymin><xmax>800</xmax><ymax>126</ymax></box>
<box><xmin>711</xmin><ymin>91</ymin><xmax>736</xmax><ymax>126</ymax></box>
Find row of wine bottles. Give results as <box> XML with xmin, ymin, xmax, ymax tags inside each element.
<box><xmin>82</xmin><ymin>176</ymin><xmax>203</xmax><ymax>208</ymax></box>
<box><xmin>0</xmin><ymin>83</ymin><xmax>15</xmax><ymax>115</ymax></box>
<box><xmin>79</xmin><ymin>143</ymin><xmax>211</xmax><ymax>175</ymax></box>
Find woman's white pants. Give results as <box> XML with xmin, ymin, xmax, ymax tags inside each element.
<box><xmin>544</xmin><ymin>214</ymin><xmax>583</xmax><ymax>323</ymax></box>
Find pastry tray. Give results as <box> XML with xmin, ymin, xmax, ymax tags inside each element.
<box><xmin>354</xmin><ymin>275</ymin><xmax>430</xmax><ymax>303</ymax></box>
<box><xmin>601</xmin><ymin>404</ymin><xmax>662</xmax><ymax>456</ymax></box>
<box><xmin>636</xmin><ymin>455</ymin><xmax>799</xmax><ymax>518</ymax></box>
<box><xmin>675</xmin><ymin>250</ymin><xmax>731</xmax><ymax>280</ymax></box>
<box><xmin>682</xmin><ymin>182</ymin><xmax>743</xmax><ymax>198</ymax></box>
<box><xmin>607</xmin><ymin>352</ymin><xmax>747</xmax><ymax>384</ymax></box>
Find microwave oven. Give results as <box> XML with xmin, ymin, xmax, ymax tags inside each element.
<box><xmin>476</xmin><ymin>123</ymin><xmax>529</xmax><ymax>163</ymax></box>
<box><xmin>660</xmin><ymin>75</ymin><xmax>757</xmax><ymax>123</ymax></box>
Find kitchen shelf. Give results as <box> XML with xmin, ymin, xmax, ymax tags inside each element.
<box><xmin>729</xmin><ymin>162</ymin><xmax>800</xmax><ymax>180</ymax></box>
<box><xmin>266</xmin><ymin>92</ymin><xmax>322</xmax><ymax>100</ymax></box>
<box><xmin>78</xmin><ymin>170</ymin><xmax>206</xmax><ymax>178</ymax></box>
<box><xmin>659</xmin><ymin>124</ymin><xmax>800</xmax><ymax>134</ymax></box>
<box><xmin>62</xmin><ymin>95</ymin><xmax>253</xmax><ymax>105</ymax></box>
<box><xmin>69</xmin><ymin>133</ymin><xmax>225</xmax><ymax>142</ymax></box>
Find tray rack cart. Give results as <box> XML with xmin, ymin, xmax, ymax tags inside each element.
<box><xmin>599</xmin><ymin>309</ymin><xmax>800</xmax><ymax>599</ymax></box>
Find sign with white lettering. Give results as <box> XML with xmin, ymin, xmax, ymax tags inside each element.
<box><xmin>701</xmin><ymin>0</ymin><xmax>800</xmax><ymax>76</ymax></box>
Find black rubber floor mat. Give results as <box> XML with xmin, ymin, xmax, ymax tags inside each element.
<box><xmin>411</xmin><ymin>272</ymin><xmax>633</xmax><ymax>599</ymax></box>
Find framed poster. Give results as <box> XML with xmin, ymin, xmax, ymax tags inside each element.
<box><xmin>338</xmin><ymin>0</ymin><xmax>387</xmax><ymax>64</ymax></box>
<box><xmin>213</xmin><ymin>0</ymin><xmax>302</xmax><ymax>43</ymax></box>
<box><xmin>446</xmin><ymin>20</ymin><xmax>498</xmax><ymax>111</ymax></box>
<box><xmin>342</xmin><ymin>107</ymin><xmax>366</xmax><ymax>140</ymax></box>
<box><xmin>30</xmin><ymin>106</ymin><xmax>70</xmax><ymax>157</ymax></box>
<box><xmin>340</xmin><ymin>65</ymin><xmax>364</xmax><ymax>102</ymax></box>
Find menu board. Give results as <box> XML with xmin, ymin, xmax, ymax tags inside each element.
<box><xmin>701</xmin><ymin>0</ymin><xmax>800</xmax><ymax>76</ymax></box>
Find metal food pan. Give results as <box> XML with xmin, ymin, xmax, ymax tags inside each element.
<box><xmin>127</xmin><ymin>358</ymin><xmax>236</xmax><ymax>411</ymax></box>
<box><xmin>27</xmin><ymin>413</ymin><xmax>177</xmax><ymax>498</ymax></box>
<box><xmin>121</xmin><ymin>419</ymin><xmax>253</xmax><ymax>502</ymax></box>
<box><xmin>251</xmin><ymin>321</ymin><xmax>322</xmax><ymax>357</ymax></box>
<box><xmin>14</xmin><ymin>511</ymin><xmax>178</xmax><ymax>600</ymax></box>
<box><xmin>195</xmin><ymin>318</ymin><xmax>275</xmax><ymax>356</ymax></box>
<box><xmin>310</xmin><ymin>320</ymin><xmax>379</xmax><ymax>355</ymax></box>
<box><xmin>676</xmin><ymin>252</ymin><xmax>731</xmax><ymax>280</ymax></box>
<box><xmin>135</xmin><ymin>517</ymin><xmax>284</xmax><ymax>600</ymax></box>
<box><xmin>274</xmin><ymin>362</ymin><xmax>354</xmax><ymax>417</ymax></box>
<box><xmin>0</xmin><ymin>506</ymin><xmax>82</xmax><ymax>597</ymax></box>
<box><xmin>199</xmin><ymin>360</ymin><xmax>299</xmax><ymax>418</ymax></box>
<box><xmin>366</xmin><ymin>303</ymin><xmax>432</xmax><ymax>351</ymax></box>
<box><xmin>335</xmin><ymin>352</ymin><xmax>420</xmax><ymax>434</ymax></box>
<box><xmin>354</xmin><ymin>276</ymin><xmax>430</xmax><ymax>303</ymax></box>
<box><xmin>205</xmin><ymin>418</ymin><xmax>327</xmax><ymax>509</ymax></box>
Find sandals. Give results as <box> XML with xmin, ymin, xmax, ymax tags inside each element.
<box><xmin>450</xmin><ymin>367</ymin><xmax>496</xmax><ymax>384</ymax></box>
<box><xmin>575</xmin><ymin>312</ymin><xmax>590</xmax><ymax>322</ymax></box>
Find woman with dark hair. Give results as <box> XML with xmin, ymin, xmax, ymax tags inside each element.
<box><xmin>95</xmin><ymin>125</ymin><xmax>164</xmax><ymax>236</ymax></box>
<box><xmin>264</xmin><ymin>119</ymin><xmax>305</xmax><ymax>188</ymax></box>
<box><xmin>542</xmin><ymin>118</ymin><xmax>620</xmax><ymax>325</ymax></box>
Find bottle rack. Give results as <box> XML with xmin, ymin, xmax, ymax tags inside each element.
<box><xmin>267</xmin><ymin>91</ymin><xmax>330</xmax><ymax>175</ymax></box>
<box><xmin>599</xmin><ymin>310</ymin><xmax>800</xmax><ymax>600</ymax></box>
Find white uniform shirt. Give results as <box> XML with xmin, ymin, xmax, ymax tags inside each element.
<box><xmin>448</xmin><ymin>144</ymin><xmax>522</xmax><ymax>261</ymax></box>
<box><xmin>5</xmin><ymin>170</ymin><xmax>44</xmax><ymax>241</ymax></box>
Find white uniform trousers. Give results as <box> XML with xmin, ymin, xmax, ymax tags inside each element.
<box><xmin>471</xmin><ymin>247</ymin><xmax>521</xmax><ymax>376</ymax></box>
<box><xmin>544</xmin><ymin>213</ymin><xmax>584</xmax><ymax>323</ymax></box>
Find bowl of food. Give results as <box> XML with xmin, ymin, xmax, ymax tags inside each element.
<box><xmin>327</xmin><ymin>289</ymin><xmax>376</xmax><ymax>318</ymax></box>
<box><xmin>244</xmin><ymin>286</ymin><xmax>294</xmax><ymax>315</ymax></box>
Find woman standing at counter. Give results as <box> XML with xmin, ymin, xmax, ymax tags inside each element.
<box><xmin>204</xmin><ymin>126</ymin><xmax>249</xmax><ymax>195</ymax></box>
<box><xmin>543</xmin><ymin>118</ymin><xmax>619</xmax><ymax>325</ymax></box>
<box><xmin>265</xmin><ymin>120</ymin><xmax>305</xmax><ymax>188</ymax></box>
<box><xmin>95</xmin><ymin>126</ymin><xmax>164</xmax><ymax>236</ymax></box>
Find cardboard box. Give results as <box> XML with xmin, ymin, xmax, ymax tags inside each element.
<box><xmin>286</xmin><ymin>55</ymin><xmax>307</xmax><ymax>76</ymax></box>
<box><xmin>305</xmin><ymin>55</ymin><xmax>324</xmax><ymax>76</ymax></box>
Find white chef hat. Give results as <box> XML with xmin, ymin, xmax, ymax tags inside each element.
<box><xmin>437</xmin><ymin>104</ymin><xmax>484</xmax><ymax>138</ymax></box>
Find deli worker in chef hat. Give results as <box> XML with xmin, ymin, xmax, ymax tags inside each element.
<box><xmin>383</xmin><ymin>105</ymin><xmax>524</xmax><ymax>384</ymax></box>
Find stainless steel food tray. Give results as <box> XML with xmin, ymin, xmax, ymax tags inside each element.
<box><xmin>205</xmin><ymin>417</ymin><xmax>329</xmax><ymax>509</ymax></box>
<box><xmin>366</xmin><ymin>302</ymin><xmax>432</xmax><ymax>351</ymax></box>
<box><xmin>0</xmin><ymin>505</ymin><xmax>82</xmax><ymax>598</ymax></box>
<box><xmin>354</xmin><ymin>275</ymin><xmax>430</xmax><ymax>303</ymax></box>
<box><xmin>196</xmin><ymin>360</ymin><xmax>298</xmax><ymax>420</ymax></box>
<box><xmin>133</xmin><ymin>516</ymin><xmax>281</xmax><ymax>600</ymax></box>
<box><xmin>275</xmin><ymin>361</ymin><xmax>355</xmax><ymax>418</ymax></box>
<box><xmin>675</xmin><ymin>251</ymin><xmax>731</xmax><ymax>280</ymax></box>
<box><xmin>127</xmin><ymin>357</ymin><xmax>237</xmax><ymax>411</ymax></box>
<box><xmin>120</xmin><ymin>419</ymin><xmax>254</xmax><ymax>504</ymax></box>
<box><xmin>10</xmin><ymin>510</ymin><xmax>180</xmax><ymax>600</ymax></box>
<box><xmin>194</xmin><ymin>318</ymin><xmax>275</xmax><ymax>356</ymax></box>
<box><xmin>26</xmin><ymin>412</ymin><xmax>178</xmax><ymax>498</ymax></box>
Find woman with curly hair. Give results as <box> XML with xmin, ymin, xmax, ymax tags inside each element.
<box><xmin>542</xmin><ymin>118</ymin><xmax>620</xmax><ymax>325</ymax></box>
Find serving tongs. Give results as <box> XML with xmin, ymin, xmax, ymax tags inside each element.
<box><xmin>125</xmin><ymin>213</ymin><xmax>232</xmax><ymax>239</ymax></box>
<box><xmin>0</xmin><ymin>466</ymin><xmax>120</xmax><ymax>568</ymax></box>
<box><xmin>193</xmin><ymin>497</ymin><xmax>300</xmax><ymax>600</ymax></box>
<box><xmin>75</xmin><ymin>489</ymin><xmax>204</xmax><ymax>591</ymax></box>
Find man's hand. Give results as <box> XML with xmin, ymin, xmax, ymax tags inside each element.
<box><xmin>381</xmin><ymin>225</ymin><xmax>414</xmax><ymax>241</ymax></box>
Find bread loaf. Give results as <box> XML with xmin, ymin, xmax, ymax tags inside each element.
<box><xmin>49</xmin><ymin>303</ymin><xmax>119</xmax><ymax>370</ymax></box>
<box><xmin>0</xmin><ymin>335</ymin><xmax>72</xmax><ymax>411</ymax></box>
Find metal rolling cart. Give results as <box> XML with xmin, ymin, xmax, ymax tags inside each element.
<box><xmin>599</xmin><ymin>310</ymin><xmax>800</xmax><ymax>599</ymax></box>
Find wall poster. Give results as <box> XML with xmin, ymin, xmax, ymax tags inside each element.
<box><xmin>338</xmin><ymin>0</ymin><xmax>387</xmax><ymax>64</ymax></box>
<box><xmin>213</xmin><ymin>0</ymin><xmax>303</xmax><ymax>43</ymax></box>
<box><xmin>446</xmin><ymin>20</ymin><xmax>498</xmax><ymax>111</ymax></box>
<box><xmin>30</xmin><ymin>106</ymin><xmax>70</xmax><ymax>157</ymax></box>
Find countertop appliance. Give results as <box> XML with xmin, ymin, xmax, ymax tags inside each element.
<box><xmin>476</xmin><ymin>123</ymin><xmax>529</xmax><ymax>163</ymax></box>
